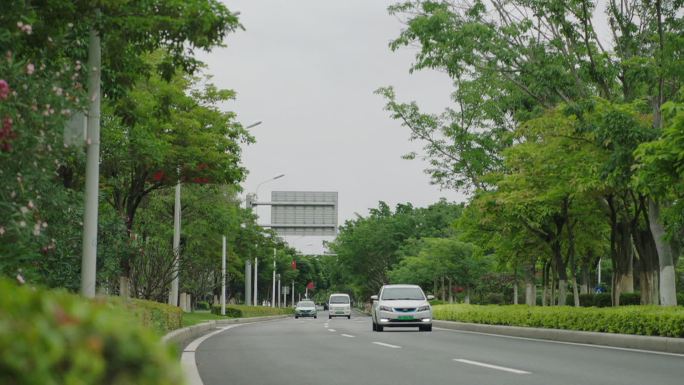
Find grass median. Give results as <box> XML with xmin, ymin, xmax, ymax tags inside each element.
<box><xmin>432</xmin><ymin>304</ymin><xmax>684</xmax><ymax>338</ymax></box>
<box><xmin>182</xmin><ymin>305</ymin><xmax>295</xmax><ymax>327</ymax></box>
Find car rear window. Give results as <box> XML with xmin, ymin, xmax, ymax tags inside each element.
<box><xmin>298</xmin><ymin>301</ymin><xmax>315</xmax><ymax>307</ymax></box>
<box><xmin>329</xmin><ymin>295</ymin><xmax>349</xmax><ymax>304</ymax></box>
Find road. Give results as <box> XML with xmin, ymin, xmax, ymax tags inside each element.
<box><xmin>194</xmin><ymin>311</ymin><xmax>684</xmax><ymax>385</ymax></box>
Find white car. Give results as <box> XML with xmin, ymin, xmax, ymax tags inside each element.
<box><xmin>328</xmin><ymin>293</ymin><xmax>351</xmax><ymax>319</ymax></box>
<box><xmin>371</xmin><ymin>284</ymin><xmax>433</xmax><ymax>332</ymax></box>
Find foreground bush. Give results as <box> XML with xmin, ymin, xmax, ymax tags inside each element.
<box><xmin>211</xmin><ymin>304</ymin><xmax>294</xmax><ymax>317</ymax></box>
<box><xmin>0</xmin><ymin>279</ymin><xmax>183</xmax><ymax>385</ymax></box>
<box><xmin>433</xmin><ymin>304</ymin><xmax>684</xmax><ymax>337</ymax></box>
<box><xmin>107</xmin><ymin>296</ymin><xmax>182</xmax><ymax>335</ymax></box>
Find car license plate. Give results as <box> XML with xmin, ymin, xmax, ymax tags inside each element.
<box><xmin>336</xmin><ymin>311</ymin><xmax>344</xmax><ymax>314</ymax></box>
<box><xmin>398</xmin><ymin>315</ymin><xmax>414</xmax><ymax>320</ymax></box>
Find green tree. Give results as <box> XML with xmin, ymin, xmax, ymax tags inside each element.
<box><xmin>100</xmin><ymin>58</ymin><xmax>253</xmax><ymax>294</ymax></box>
<box><xmin>382</xmin><ymin>0</ymin><xmax>684</xmax><ymax>305</ymax></box>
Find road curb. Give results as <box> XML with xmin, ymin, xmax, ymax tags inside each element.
<box><xmin>433</xmin><ymin>320</ymin><xmax>684</xmax><ymax>354</ymax></box>
<box><xmin>163</xmin><ymin>315</ymin><xmax>290</xmax><ymax>352</ymax></box>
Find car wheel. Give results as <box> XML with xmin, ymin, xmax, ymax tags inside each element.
<box><xmin>426</xmin><ymin>325</ymin><xmax>432</xmax><ymax>332</ymax></box>
<box><xmin>347</xmin><ymin>315</ymin><xmax>351</xmax><ymax>319</ymax></box>
<box><xmin>295</xmin><ymin>316</ymin><xmax>299</xmax><ymax>319</ymax></box>
<box><xmin>372</xmin><ymin>322</ymin><xmax>377</xmax><ymax>331</ymax></box>
<box><xmin>314</xmin><ymin>315</ymin><xmax>317</xmax><ymax>319</ymax></box>
<box><xmin>328</xmin><ymin>315</ymin><xmax>332</xmax><ymax>319</ymax></box>
<box><xmin>376</xmin><ymin>324</ymin><xmax>384</xmax><ymax>332</ymax></box>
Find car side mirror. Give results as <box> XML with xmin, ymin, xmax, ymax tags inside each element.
<box><xmin>370</xmin><ymin>295</ymin><xmax>378</xmax><ymax>301</ymax></box>
<box><xmin>427</xmin><ymin>295</ymin><xmax>435</xmax><ymax>300</ymax></box>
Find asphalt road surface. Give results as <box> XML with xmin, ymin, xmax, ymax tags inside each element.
<box><xmin>195</xmin><ymin>311</ymin><xmax>684</xmax><ymax>385</ymax></box>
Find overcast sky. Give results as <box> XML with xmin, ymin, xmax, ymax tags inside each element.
<box><xmin>197</xmin><ymin>0</ymin><xmax>466</xmax><ymax>253</ymax></box>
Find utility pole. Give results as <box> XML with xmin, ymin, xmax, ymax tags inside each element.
<box><xmin>245</xmin><ymin>260</ymin><xmax>252</xmax><ymax>305</ymax></box>
<box><xmin>277</xmin><ymin>274</ymin><xmax>281</xmax><ymax>307</ymax></box>
<box><xmin>254</xmin><ymin>258</ymin><xmax>258</xmax><ymax>306</ymax></box>
<box><xmin>291</xmin><ymin>280</ymin><xmax>294</xmax><ymax>306</ymax></box>
<box><xmin>168</xmin><ymin>179</ymin><xmax>181</xmax><ymax>306</ymax></box>
<box><xmin>271</xmin><ymin>248</ymin><xmax>276</xmax><ymax>307</ymax></box>
<box><xmin>80</xmin><ymin>18</ymin><xmax>101</xmax><ymax>298</ymax></box>
<box><xmin>221</xmin><ymin>235</ymin><xmax>226</xmax><ymax>315</ymax></box>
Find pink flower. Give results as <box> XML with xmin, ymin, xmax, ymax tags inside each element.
<box><xmin>0</xmin><ymin>79</ymin><xmax>9</xmax><ymax>100</ymax></box>
<box><xmin>26</xmin><ymin>63</ymin><xmax>34</xmax><ymax>75</ymax></box>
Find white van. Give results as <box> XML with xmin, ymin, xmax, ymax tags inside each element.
<box><xmin>327</xmin><ymin>293</ymin><xmax>351</xmax><ymax>319</ymax></box>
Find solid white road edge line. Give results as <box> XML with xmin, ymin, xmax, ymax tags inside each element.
<box><xmin>435</xmin><ymin>327</ymin><xmax>684</xmax><ymax>358</ymax></box>
<box><xmin>453</xmin><ymin>359</ymin><xmax>531</xmax><ymax>374</ymax></box>
<box><xmin>372</xmin><ymin>342</ymin><xmax>401</xmax><ymax>349</ymax></box>
<box><xmin>328</xmin><ymin>329</ymin><xmax>337</xmax><ymax>332</ymax></box>
<box><xmin>341</xmin><ymin>334</ymin><xmax>355</xmax><ymax>338</ymax></box>
<box><xmin>181</xmin><ymin>324</ymin><xmax>245</xmax><ymax>385</ymax></box>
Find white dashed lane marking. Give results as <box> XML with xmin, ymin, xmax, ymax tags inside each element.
<box><xmin>453</xmin><ymin>359</ymin><xmax>530</xmax><ymax>374</ymax></box>
<box><xmin>372</xmin><ymin>342</ymin><xmax>401</xmax><ymax>349</ymax></box>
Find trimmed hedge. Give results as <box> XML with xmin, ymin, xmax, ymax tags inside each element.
<box><xmin>565</xmin><ymin>293</ymin><xmax>642</xmax><ymax>307</ymax></box>
<box><xmin>0</xmin><ymin>279</ymin><xmax>183</xmax><ymax>385</ymax></box>
<box><xmin>107</xmin><ymin>296</ymin><xmax>182</xmax><ymax>335</ymax></box>
<box><xmin>210</xmin><ymin>304</ymin><xmax>294</xmax><ymax>318</ymax></box>
<box><xmin>433</xmin><ymin>304</ymin><xmax>684</xmax><ymax>337</ymax></box>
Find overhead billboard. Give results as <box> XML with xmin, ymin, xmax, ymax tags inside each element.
<box><xmin>270</xmin><ymin>191</ymin><xmax>338</xmax><ymax>236</ymax></box>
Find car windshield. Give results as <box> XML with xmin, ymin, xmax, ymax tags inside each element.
<box><xmin>297</xmin><ymin>301</ymin><xmax>315</xmax><ymax>308</ymax></box>
<box><xmin>329</xmin><ymin>296</ymin><xmax>349</xmax><ymax>304</ymax></box>
<box><xmin>381</xmin><ymin>287</ymin><xmax>425</xmax><ymax>300</ymax></box>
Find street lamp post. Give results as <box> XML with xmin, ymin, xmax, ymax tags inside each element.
<box><xmin>253</xmin><ymin>174</ymin><xmax>285</xmax><ymax>219</ymax></box>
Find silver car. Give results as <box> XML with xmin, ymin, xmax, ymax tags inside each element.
<box><xmin>371</xmin><ymin>284</ymin><xmax>433</xmax><ymax>332</ymax></box>
<box><xmin>294</xmin><ymin>300</ymin><xmax>317</xmax><ymax>319</ymax></box>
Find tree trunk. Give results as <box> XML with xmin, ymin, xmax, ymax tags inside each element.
<box><xmin>580</xmin><ymin>263</ymin><xmax>590</xmax><ymax>294</ymax></box>
<box><xmin>640</xmin><ymin>268</ymin><xmax>659</xmax><ymax>305</ymax></box>
<box><xmin>464</xmin><ymin>285</ymin><xmax>471</xmax><ymax>304</ymax></box>
<box><xmin>551</xmin><ymin>265</ymin><xmax>557</xmax><ymax>306</ymax></box>
<box><xmin>648</xmin><ymin>199</ymin><xmax>677</xmax><ymax>306</ymax></box>
<box><xmin>448</xmin><ymin>277</ymin><xmax>453</xmax><ymax>304</ymax></box>
<box><xmin>632</xmin><ymin>216</ymin><xmax>660</xmax><ymax>305</ymax></box>
<box><xmin>441</xmin><ymin>275</ymin><xmax>446</xmax><ymax>302</ymax></box>
<box><xmin>513</xmin><ymin>282</ymin><xmax>518</xmax><ymax>305</ymax></box>
<box><xmin>612</xmin><ymin>220</ymin><xmax>634</xmax><ymax>306</ymax></box>
<box><xmin>541</xmin><ymin>261</ymin><xmax>550</xmax><ymax>306</ymax></box>
<box><xmin>119</xmin><ymin>276</ymin><xmax>130</xmax><ymax>299</ymax></box>
<box><xmin>552</xmin><ymin>240</ymin><xmax>567</xmax><ymax>306</ymax></box>
<box><xmin>524</xmin><ymin>261</ymin><xmax>536</xmax><ymax>306</ymax></box>
<box><xmin>567</xmin><ymin>219</ymin><xmax>580</xmax><ymax>307</ymax></box>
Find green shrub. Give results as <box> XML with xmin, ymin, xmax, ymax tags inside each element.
<box><xmin>210</xmin><ymin>304</ymin><xmax>294</xmax><ymax>318</ymax></box>
<box><xmin>594</xmin><ymin>293</ymin><xmax>612</xmax><ymax>307</ymax></box>
<box><xmin>211</xmin><ymin>305</ymin><xmax>242</xmax><ymax>317</ymax></box>
<box><xmin>579</xmin><ymin>293</ymin><xmax>595</xmax><ymax>306</ymax></box>
<box><xmin>107</xmin><ymin>296</ymin><xmax>182</xmax><ymax>335</ymax></box>
<box><xmin>196</xmin><ymin>301</ymin><xmax>210</xmax><ymax>311</ymax></box>
<box><xmin>429</xmin><ymin>299</ymin><xmax>446</xmax><ymax>306</ymax></box>
<box><xmin>620</xmin><ymin>292</ymin><xmax>641</xmax><ymax>305</ymax></box>
<box><xmin>677</xmin><ymin>293</ymin><xmax>684</xmax><ymax>306</ymax></box>
<box><xmin>483</xmin><ymin>293</ymin><xmax>504</xmax><ymax>305</ymax></box>
<box><xmin>432</xmin><ymin>304</ymin><xmax>684</xmax><ymax>337</ymax></box>
<box><xmin>0</xmin><ymin>279</ymin><xmax>183</xmax><ymax>385</ymax></box>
